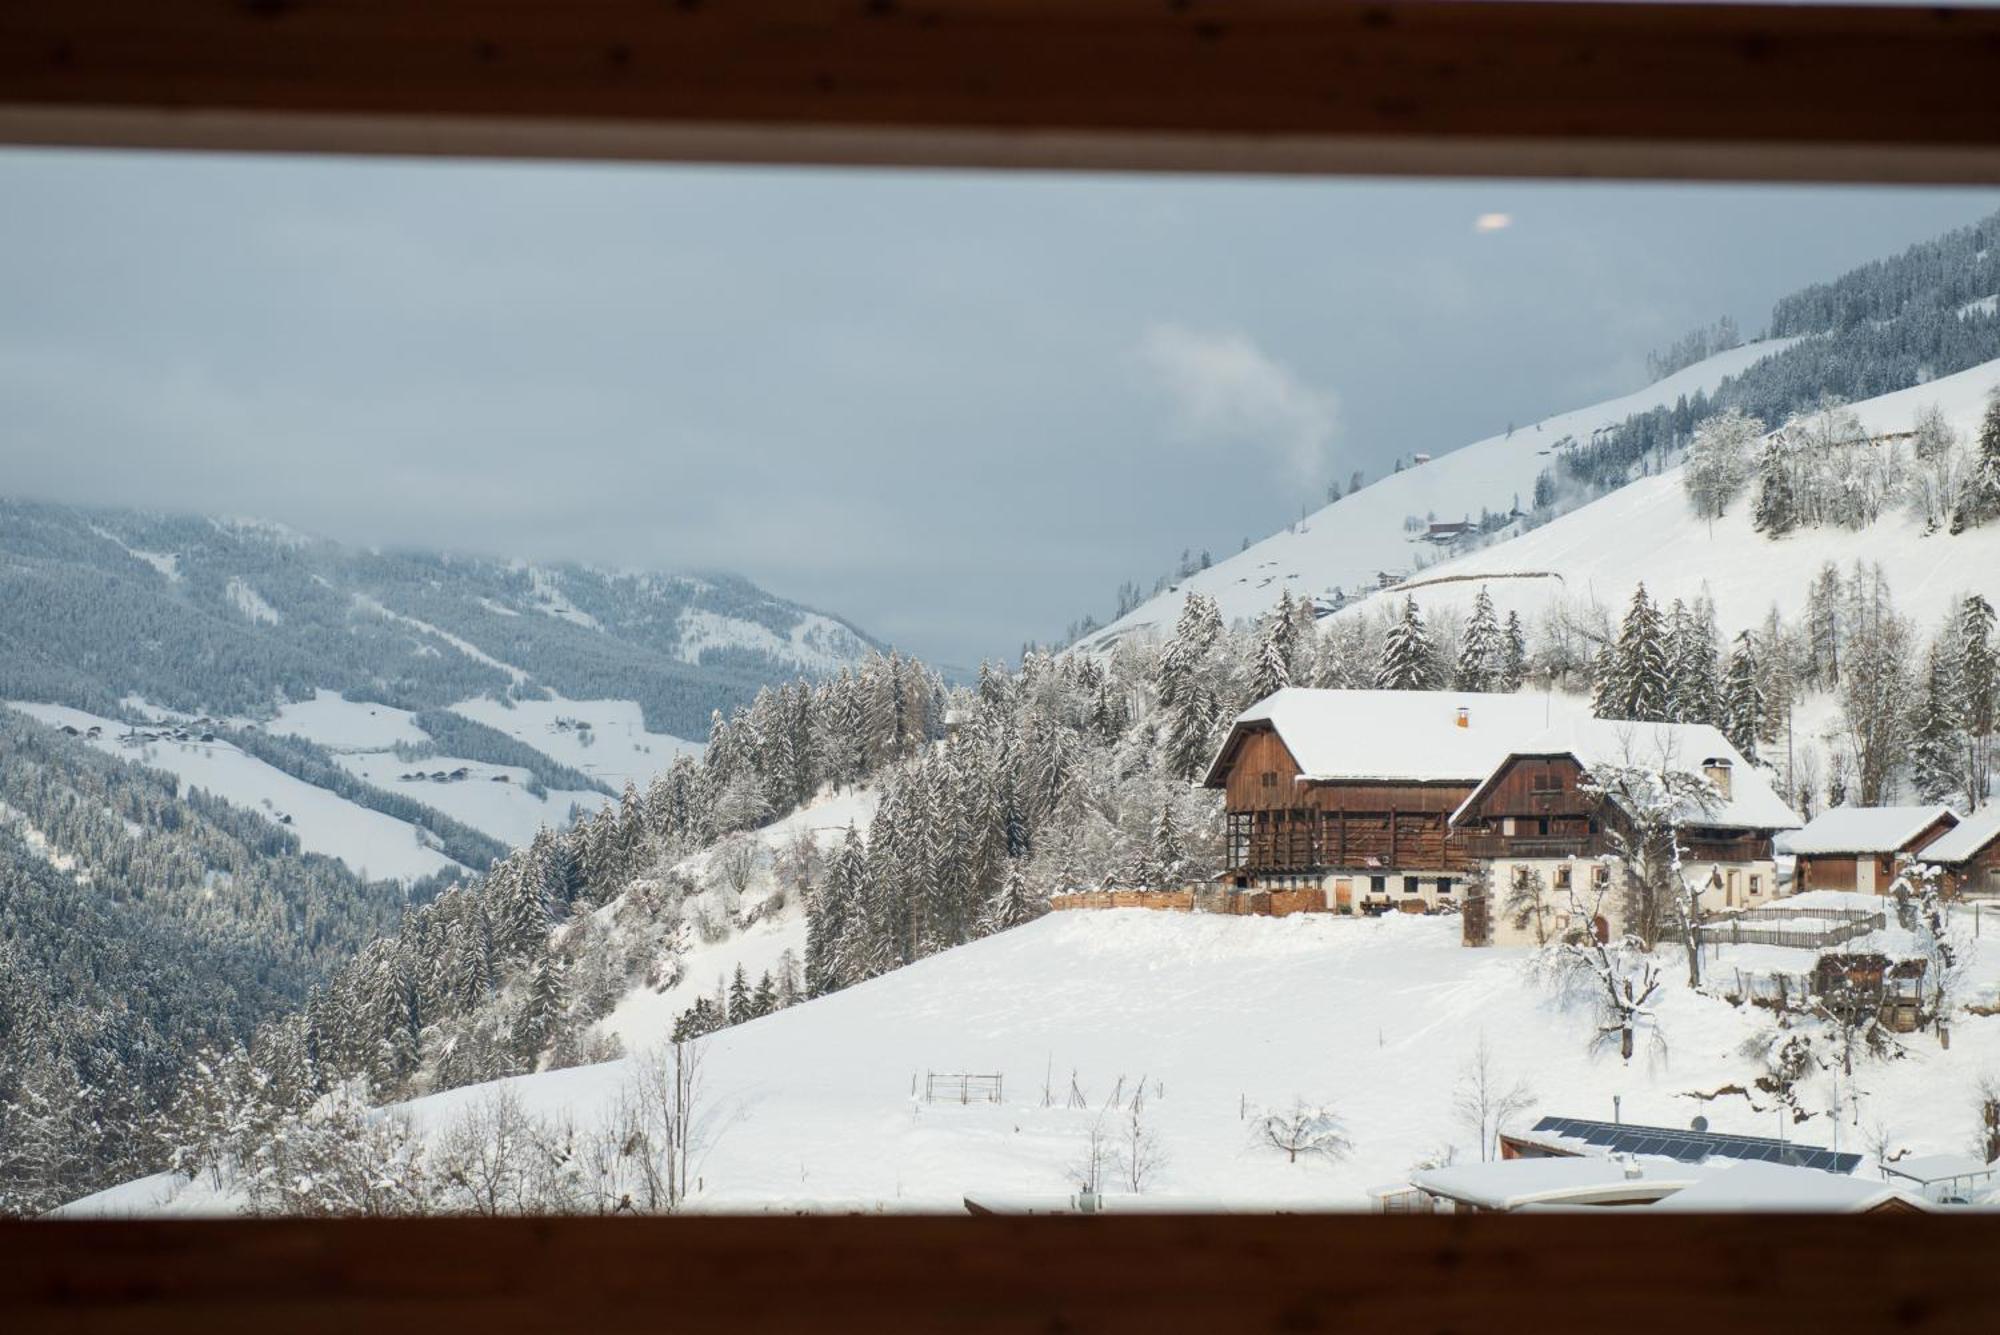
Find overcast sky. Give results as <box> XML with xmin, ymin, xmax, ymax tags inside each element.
<box><xmin>2</xmin><ymin>149</ymin><xmax>1996</xmax><ymax>667</ymax></box>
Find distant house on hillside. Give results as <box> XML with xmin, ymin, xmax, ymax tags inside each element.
<box><xmin>1918</xmin><ymin>805</ymin><xmax>2000</xmax><ymax>901</ymax></box>
<box><xmin>1423</xmin><ymin>520</ymin><xmax>1473</xmax><ymax>544</ymax></box>
<box><xmin>1202</xmin><ymin>688</ymin><xmax>1586</xmax><ymax>914</ymax></box>
<box><xmin>1783</xmin><ymin>805</ymin><xmax>1960</xmax><ymax>895</ymax></box>
<box><xmin>1452</xmin><ymin>719</ymin><xmax>1799</xmax><ymax>947</ymax></box>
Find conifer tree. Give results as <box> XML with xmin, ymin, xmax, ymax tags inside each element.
<box><xmin>1455</xmin><ymin>588</ymin><xmax>1502</xmax><ymax>692</ymax></box>
<box><xmin>1375</xmin><ymin>597</ymin><xmax>1441</xmax><ymax>691</ymax></box>
<box><xmin>727</xmin><ymin>963</ymin><xmax>752</xmax><ymax>1023</ymax></box>
<box><xmin>1956</xmin><ymin>594</ymin><xmax>1997</xmax><ymax>807</ymax></box>
<box><xmin>1599</xmin><ymin>584</ymin><xmax>1670</xmax><ymax>721</ymax></box>
<box><xmin>1498</xmin><ymin>611</ymin><xmax>1529</xmax><ymax>692</ymax></box>
<box><xmin>980</xmin><ymin>861</ymin><xmax>1045</xmax><ymax>935</ymax></box>
<box><xmin>1911</xmin><ymin>640</ymin><xmax>1965</xmax><ymax>804</ymax></box>
<box><xmin>1752</xmin><ymin>437</ymin><xmax>1799</xmax><ymax>537</ymax></box>
<box><xmin>1249</xmin><ymin>592</ymin><xmax>1296</xmax><ymax>702</ymax></box>
<box><xmin>1949</xmin><ymin>392</ymin><xmax>2000</xmax><ymax>533</ymax></box>
<box><xmin>1721</xmin><ymin>630</ymin><xmax>1764</xmax><ymax>762</ymax></box>
<box><xmin>1666</xmin><ymin>596</ymin><xmax>1721</xmax><ymax>725</ymax></box>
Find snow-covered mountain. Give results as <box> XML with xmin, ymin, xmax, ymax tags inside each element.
<box><xmin>0</xmin><ymin>499</ymin><xmax>879</xmax><ymax>742</ymax></box>
<box><xmin>1080</xmin><ymin>339</ymin><xmax>1797</xmax><ymax>650</ymax></box>
<box><xmin>0</xmin><ymin>498</ymin><xmax>885</xmax><ymax>879</ymax></box>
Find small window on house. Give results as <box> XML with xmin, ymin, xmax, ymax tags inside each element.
<box><xmin>1260</xmin><ymin>771</ymin><xmax>1277</xmax><ymax>789</ymax></box>
<box><xmin>1555</xmin><ymin>865</ymin><xmax>1573</xmax><ymax>890</ymax></box>
<box><xmin>1512</xmin><ymin>866</ymin><xmax>1531</xmax><ymax>888</ymax></box>
<box><xmin>1749</xmin><ymin>874</ymin><xmax>1762</xmax><ymax>895</ymax></box>
<box><xmin>1403</xmin><ymin>878</ymin><xmax>1420</xmax><ymax>895</ymax></box>
<box><xmin>1592</xmin><ymin>865</ymin><xmax>1610</xmax><ymax>888</ymax></box>
<box><xmin>1438</xmin><ymin>877</ymin><xmax>1454</xmax><ymax>897</ymax></box>
<box><xmin>1370</xmin><ymin>875</ymin><xmax>1387</xmax><ymax>895</ymax></box>
<box><xmin>1501</xmin><ymin>817</ymin><xmax>1517</xmax><ymax>836</ymax></box>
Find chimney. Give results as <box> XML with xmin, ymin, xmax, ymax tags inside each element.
<box><xmin>1702</xmin><ymin>759</ymin><xmax>1733</xmax><ymax>800</ymax></box>
<box><xmin>1455</xmin><ymin>706</ymin><xmax>1469</xmax><ymax>730</ymax></box>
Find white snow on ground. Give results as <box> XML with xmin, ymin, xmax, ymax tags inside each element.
<box><xmin>351</xmin><ymin>593</ymin><xmax>531</xmax><ymax>685</ymax></box>
<box><xmin>1085</xmin><ymin>338</ymin><xmax>1798</xmax><ymax>648</ymax></box>
<box><xmin>69</xmin><ymin>907</ymin><xmax>2000</xmax><ymax>1217</ymax></box>
<box><xmin>6</xmin><ymin>701</ymin><xmax>464</xmax><ymax>883</ymax></box>
<box><xmin>259</xmin><ymin>690</ymin><xmax>430</xmax><ymax>751</ymax></box>
<box><xmin>225</xmin><ymin>576</ymin><xmax>282</xmax><ymax>625</ymax></box>
<box><xmin>597</xmin><ymin>785</ymin><xmax>882</xmax><ymax>1053</ymax></box>
<box><xmin>1330</xmin><ymin>355</ymin><xmax>2000</xmax><ymax>642</ymax></box>
<box><xmin>1960</xmin><ymin>294</ymin><xmax>1998</xmax><ymax>320</ymax></box>
<box><xmin>449</xmin><ymin>695</ymin><xmax>701</xmax><ymax>793</ymax></box>
<box><xmin>337</xmin><ymin>751</ymin><xmax>602</xmax><ymax>849</ymax></box>
<box><xmin>477</xmin><ymin>596</ymin><xmax>523</xmax><ymax>618</ymax></box>
<box><xmin>87</xmin><ymin>524</ymin><xmax>180</xmax><ymax>581</ymax></box>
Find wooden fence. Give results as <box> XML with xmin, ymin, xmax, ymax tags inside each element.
<box><xmin>925</xmin><ymin>1073</ymin><xmax>1003</xmax><ymax>1105</ymax></box>
<box><xmin>1050</xmin><ymin>888</ymin><xmax>1329</xmax><ymax>918</ymax></box>
<box><xmin>1698</xmin><ymin>909</ymin><xmax>1884</xmax><ymax>951</ymax></box>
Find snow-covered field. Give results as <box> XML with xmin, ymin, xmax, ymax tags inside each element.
<box><xmin>67</xmin><ymin>907</ymin><xmax>2000</xmax><ymax>1217</ymax></box>
<box><xmin>448</xmin><ymin>694</ymin><xmax>702</xmax><ymax>793</ymax></box>
<box><xmin>1084</xmin><ymin>339</ymin><xmax>1799</xmax><ymax>648</ymax></box>
<box><xmin>6</xmin><ymin>701</ymin><xmax>465</xmax><ymax>883</ymax></box>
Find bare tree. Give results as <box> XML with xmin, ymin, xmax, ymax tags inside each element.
<box><xmin>1533</xmin><ymin>880</ymin><xmax>1665</xmax><ymax>1065</ymax></box>
<box><xmin>1068</xmin><ymin>1113</ymin><xmax>1111</xmax><ymax>1194</ymax></box>
<box><xmin>1254</xmin><ymin>1099</ymin><xmax>1352</xmax><ymax>1165</ymax></box>
<box><xmin>1975</xmin><ymin>1075</ymin><xmax>2000</xmax><ymax>1165</ymax></box>
<box><xmin>1501</xmin><ymin>864</ymin><xmax>1555</xmax><ymax>947</ymax></box>
<box><xmin>1581</xmin><ymin>753</ymin><xmax>1724</xmax><ymax>987</ymax></box>
<box><xmin>1453</xmin><ymin>1034</ymin><xmax>1538</xmax><ymax>1162</ymax></box>
<box><xmin>591</xmin><ymin>1038</ymin><xmax>714</xmax><ymax>1213</ymax></box>
<box><xmin>1117</xmin><ymin>1102</ymin><xmax>1166</xmax><ymax>1193</ymax></box>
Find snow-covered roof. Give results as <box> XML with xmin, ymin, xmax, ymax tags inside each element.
<box><xmin>1410</xmin><ymin>1156</ymin><xmax>1698</xmax><ymax>1210</ymax></box>
<box><xmin>1782</xmin><ymin>805</ymin><xmax>1959</xmax><ymax>856</ymax></box>
<box><xmin>1920</xmin><ymin>804</ymin><xmax>2000</xmax><ymax>864</ymax></box>
<box><xmin>1647</xmin><ymin>1161</ymin><xmax>1927</xmax><ymax>1213</ymax></box>
<box><xmin>1449</xmin><ymin>717</ymin><xmax>1800</xmax><ymax>832</ymax></box>
<box><xmin>1883</xmin><ymin>1153</ymin><xmax>1997</xmax><ymax>1186</ymax></box>
<box><xmin>1205</xmin><ymin>688</ymin><xmax>1588</xmax><ymax>787</ymax></box>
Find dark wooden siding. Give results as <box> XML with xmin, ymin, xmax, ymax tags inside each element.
<box><xmin>1217</xmin><ymin>725</ymin><xmax>1475</xmax><ymax>875</ymax></box>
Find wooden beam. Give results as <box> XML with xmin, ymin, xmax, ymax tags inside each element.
<box><xmin>2</xmin><ymin>2</ymin><xmax>1999</xmax><ymax>182</ymax></box>
<box><xmin>6</xmin><ymin>1213</ymin><xmax>1999</xmax><ymax>1334</ymax></box>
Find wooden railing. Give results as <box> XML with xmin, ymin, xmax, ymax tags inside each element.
<box><xmin>5</xmin><ymin>1215</ymin><xmax>1998</xmax><ymax>1333</ymax></box>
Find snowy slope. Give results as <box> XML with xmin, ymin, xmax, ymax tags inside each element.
<box><xmin>67</xmin><ymin>908</ymin><xmax>2000</xmax><ymax>1216</ymax></box>
<box><xmin>1339</xmin><ymin>355</ymin><xmax>2000</xmax><ymax>640</ymax></box>
<box><xmin>596</xmin><ymin>785</ymin><xmax>881</xmax><ymax>1052</ymax></box>
<box><xmin>5</xmin><ymin>702</ymin><xmax>466</xmax><ymax>882</ymax></box>
<box><xmin>1083</xmin><ymin>339</ymin><xmax>1798</xmax><ymax>648</ymax></box>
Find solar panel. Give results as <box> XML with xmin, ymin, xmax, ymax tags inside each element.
<box><xmin>1521</xmin><ymin>1116</ymin><xmax>1859</xmax><ymax>1174</ymax></box>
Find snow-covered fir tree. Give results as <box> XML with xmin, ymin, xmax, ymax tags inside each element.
<box><xmin>1375</xmin><ymin>596</ymin><xmax>1442</xmax><ymax>691</ymax></box>
<box><xmin>1454</xmin><ymin>588</ymin><xmax>1502</xmax><ymax>692</ymax></box>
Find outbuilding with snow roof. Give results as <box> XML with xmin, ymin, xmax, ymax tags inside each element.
<box><xmin>1917</xmin><ymin>804</ymin><xmax>2000</xmax><ymax>902</ymax></box>
<box><xmin>1781</xmin><ymin>805</ymin><xmax>1960</xmax><ymax>896</ymax></box>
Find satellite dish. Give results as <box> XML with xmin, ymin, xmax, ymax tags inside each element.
<box><xmin>1691</xmin><ymin>1116</ymin><xmax>1710</xmax><ymax>1133</ymax></box>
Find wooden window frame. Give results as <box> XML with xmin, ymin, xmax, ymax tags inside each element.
<box><xmin>5</xmin><ymin>2</ymin><xmax>2000</xmax><ymax>1331</ymax></box>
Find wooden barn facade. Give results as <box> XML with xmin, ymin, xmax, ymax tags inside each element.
<box><xmin>1203</xmin><ymin>689</ymin><xmax>1588</xmax><ymax>914</ymax></box>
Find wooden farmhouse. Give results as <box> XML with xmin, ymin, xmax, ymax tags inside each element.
<box><xmin>1202</xmin><ymin>688</ymin><xmax>1589</xmax><ymax>914</ymax></box>
<box><xmin>1450</xmin><ymin>718</ymin><xmax>1800</xmax><ymax>947</ymax></box>
<box><xmin>1783</xmin><ymin>805</ymin><xmax>1960</xmax><ymax>895</ymax></box>
<box><xmin>1917</xmin><ymin>805</ymin><xmax>2000</xmax><ymax>901</ymax></box>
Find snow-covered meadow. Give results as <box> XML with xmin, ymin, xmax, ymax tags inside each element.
<box><xmin>66</xmin><ymin>906</ymin><xmax>2000</xmax><ymax>1217</ymax></box>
